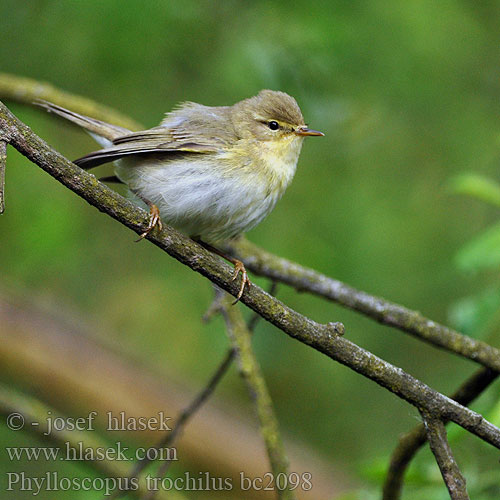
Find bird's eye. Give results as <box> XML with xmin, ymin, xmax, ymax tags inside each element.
<box><xmin>268</xmin><ymin>121</ymin><xmax>279</xmax><ymax>131</ymax></box>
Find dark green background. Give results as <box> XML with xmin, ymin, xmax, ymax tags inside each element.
<box><xmin>1</xmin><ymin>1</ymin><xmax>500</xmax><ymax>498</ymax></box>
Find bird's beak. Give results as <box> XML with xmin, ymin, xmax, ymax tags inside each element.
<box><xmin>295</xmin><ymin>126</ymin><xmax>324</xmax><ymax>137</ymax></box>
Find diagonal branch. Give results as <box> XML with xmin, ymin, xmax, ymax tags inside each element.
<box><xmin>382</xmin><ymin>367</ymin><xmax>498</xmax><ymax>500</ymax></box>
<box><xmin>224</xmin><ymin>238</ymin><xmax>500</xmax><ymax>372</ymax></box>
<box><xmin>421</xmin><ymin>412</ymin><xmax>469</xmax><ymax>499</ymax></box>
<box><xmin>1</xmin><ymin>99</ymin><xmax>500</xmax><ymax>451</ymax></box>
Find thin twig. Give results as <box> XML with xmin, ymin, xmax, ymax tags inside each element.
<box><xmin>0</xmin><ymin>139</ymin><xmax>5</xmax><ymax>213</ymax></box>
<box><xmin>218</xmin><ymin>290</ymin><xmax>296</xmax><ymax>500</ymax></box>
<box><xmin>1</xmin><ymin>100</ymin><xmax>499</xmax><ymax>451</ymax></box>
<box><xmin>225</xmin><ymin>238</ymin><xmax>500</xmax><ymax>372</ymax></box>
<box><xmin>382</xmin><ymin>367</ymin><xmax>498</xmax><ymax>500</ymax></box>
<box><xmin>421</xmin><ymin>412</ymin><xmax>469</xmax><ymax>499</ymax></box>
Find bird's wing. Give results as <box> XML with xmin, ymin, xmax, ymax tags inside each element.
<box><xmin>74</xmin><ymin>129</ymin><xmax>221</xmax><ymax>169</ymax></box>
<box><xmin>75</xmin><ymin>103</ymin><xmax>235</xmax><ymax>170</ymax></box>
<box><xmin>37</xmin><ymin>100</ymin><xmax>237</xmax><ymax>169</ymax></box>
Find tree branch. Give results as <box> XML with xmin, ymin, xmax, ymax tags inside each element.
<box><xmin>382</xmin><ymin>367</ymin><xmax>498</xmax><ymax>500</ymax></box>
<box><xmin>421</xmin><ymin>412</ymin><xmax>469</xmax><ymax>500</ymax></box>
<box><xmin>224</xmin><ymin>238</ymin><xmax>500</xmax><ymax>372</ymax></box>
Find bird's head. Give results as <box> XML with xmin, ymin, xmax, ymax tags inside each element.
<box><xmin>231</xmin><ymin>90</ymin><xmax>324</xmax><ymax>145</ymax></box>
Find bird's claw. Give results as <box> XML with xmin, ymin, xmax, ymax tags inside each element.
<box><xmin>135</xmin><ymin>204</ymin><xmax>163</xmax><ymax>242</ymax></box>
<box><xmin>231</xmin><ymin>260</ymin><xmax>251</xmax><ymax>304</ymax></box>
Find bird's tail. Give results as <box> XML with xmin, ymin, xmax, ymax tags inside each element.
<box><xmin>34</xmin><ymin>100</ymin><xmax>131</xmax><ymax>146</ymax></box>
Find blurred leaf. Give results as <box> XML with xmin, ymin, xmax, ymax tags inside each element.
<box><xmin>448</xmin><ymin>286</ymin><xmax>500</xmax><ymax>336</ymax></box>
<box><xmin>449</xmin><ymin>173</ymin><xmax>500</xmax><ymax>208</ymax></box>
<box><xmin>455</xmin><ymin>221</ymin><xmax>500</xmax><ymax>272</ymax></box>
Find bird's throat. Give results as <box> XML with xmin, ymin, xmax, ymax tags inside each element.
<box><xmin>258</xmin><ymin>136</ymin><xmax>304</xmax><ymax>190</ymax></box>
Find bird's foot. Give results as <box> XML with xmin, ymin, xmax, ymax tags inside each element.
<box><xmin>231</xmin><ymin>259</ymin><xmax>251</xmax><ymax>304</ymax></box>
<box><xmin>135</xmin><ymin>203</ymin><xmax>163</xmax><ymax>241</ymax></box>
<box><xmin>193</xmin><ymin>239</ymin><xmax>251</xmax><ymax>304</ymax></box>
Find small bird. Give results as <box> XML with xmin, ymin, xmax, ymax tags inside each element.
<box><xmin>38</xmin><ymin>90</ymin><xmax>323</xmax><ymax>301</ymax></box>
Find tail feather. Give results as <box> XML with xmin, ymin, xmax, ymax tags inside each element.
<box><xmin>34</xmin><ymin>100</ymin><xmax>131</xmax><ymax>143</ymax></box>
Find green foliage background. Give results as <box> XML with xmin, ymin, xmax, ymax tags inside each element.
<box><xmin>1</xmin><ymin>1</ymin><xmax>500</xmax><ymax>498</ymax></box>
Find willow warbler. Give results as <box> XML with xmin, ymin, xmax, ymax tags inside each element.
<box><xmin>38</xmin><ymin>91</ymin><xmax>323</xmax><ymax>301</ymax></box>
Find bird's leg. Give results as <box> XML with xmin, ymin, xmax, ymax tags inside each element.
<box><xmin>137</xmin><ymin>201</ymin><xmax>162</xmax><ymax>241</ymax></box>
<box><xmin>131</xmin><ymin>191</ymin><xmax>163</xmax><ymax>241</ymax></box>
<box><xmin>194</xmin><ymin>239</ymin><xmax>251</xmax><ymax>304</ymax></box>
